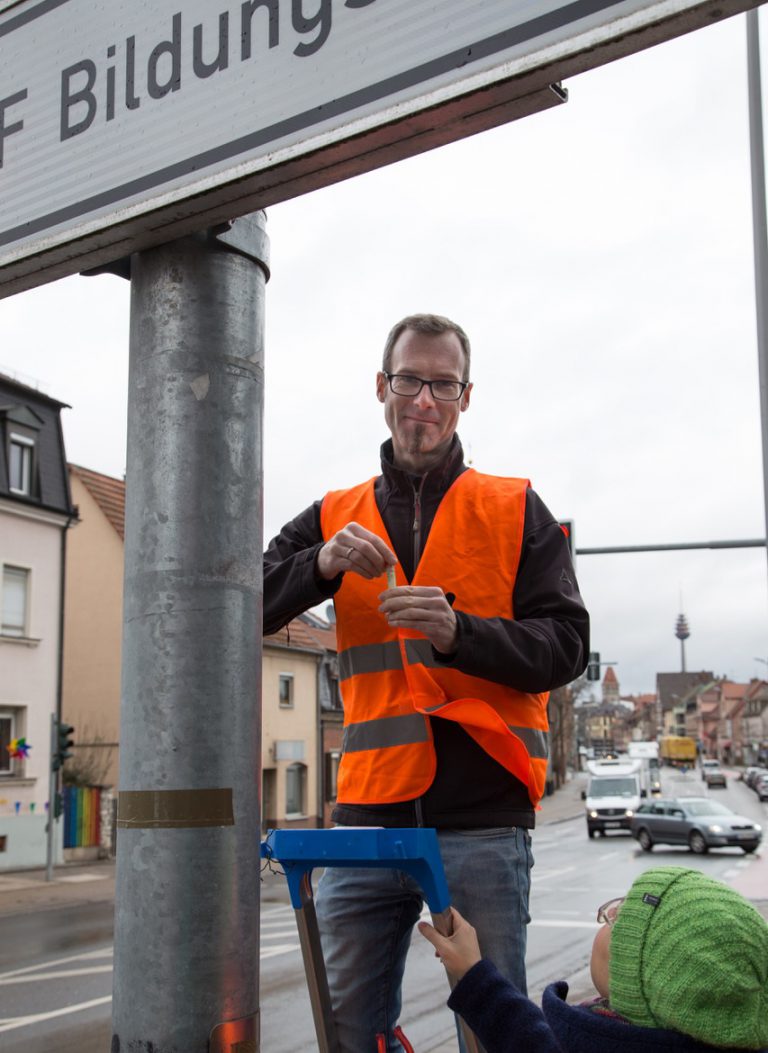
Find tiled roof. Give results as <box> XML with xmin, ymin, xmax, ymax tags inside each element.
<box><xmin>623</xmin><ymin>693</ymin><xmax>656</xmax><ymax>709</ymax></box>
<box><xmin>603</xmin><ymin>667</ymin><xmax>618</xmax><ymax>685</ymax></box>
<box><xmin>70</xmin><ymin>464</ymin><xmax>125</xmax><ymax>540</ymax></box>
<box><xmin>721</xmin><ymin>681</ymin><xmax>748</xmax><ymax>700</ymax></box>
<box><xmin>656</xmin><ymin>671</ymin><xmax>714</xmax><ymax>710</ymax></box>
<box><xmin>65</xmin><ymin>465</ymin><xmax>339</xmax><ymax>656</ymax></box>
<box><xmin>304</xmin><ymin>624</ymin><xmax>338</xmax><ymax>652</ymax></box>
<box><xmin>265</xmin><ymin>618</ymin><xmax>337</xmax><ymax>654</ymax></box>
<box><xmin>745</xmin><ymin>680</ymin><xmax>768</xmax><ymax>701</ymax></box>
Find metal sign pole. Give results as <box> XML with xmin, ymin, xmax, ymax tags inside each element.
<box><xmin>45</xmin><ymin>713</ymin><xmax>56</xmax><ymax>882</ymax></box>
<box><xmin>111</xmin><ymin>213</ymin><xmax>269</xmax><ymax>1053</ymax></box>
<box><xmin>747</xmin><ymin>8</ymin><xmax>768</xmax><ymax>594</ymax></box>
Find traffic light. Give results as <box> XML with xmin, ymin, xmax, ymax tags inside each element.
<box><xmin>54</xmin><ymin>791</ymin><xmax>63</xmax><ymax>819</ymax></box>
<box><xmin>557</xmin><ymin>519</ymin><xmax>575</xmax><ymax>562</ymax></box>
<box><xmin>53</xmin><ymin>720</ymin><xmax>75</xmax><ymax>771</ymax></box>
<box><xmin>587</xmin><ymin>652</ymin><xmax>601</xmax><ymax>681</ymax></box>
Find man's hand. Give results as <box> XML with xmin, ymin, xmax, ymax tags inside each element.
<box><xmin>378</xmin><ymin>585</ymin><xmax>457</xmax><ymax>654</ymax></box>
<box><xmin>317</xmin><ymin>521</ymin><xmax>396</xmax><ymax>581</ymax></box>
<box><xmin>418</xmin><ymin>908</ymin><xmax>482</xmax><ymax>981</ymax></box>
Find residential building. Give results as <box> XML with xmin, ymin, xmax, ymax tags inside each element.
<box><xmin>313</xmin><ymin>606</ymin><xmax>343</xmax><ymax>828</ymax></box>
<box><xmin>718</xmin><ymin>682</ymin><xmax>749</xmax><ymax>765</ymax></box>
<box><xmin>59</xmin><ymin>465</ymin><xmax>342</xmax><ymax>836</ymax></box>
<box><xmin>0</xmin><ymin>373</ymin><xmax>75</xmax><ymax>868</ymax></box>
<box><xmin>656</xmin><ymin>671</ymin><xmax>714</xmax><ymax>748</ymax></box>
<box><xmin>62</xmin><ymin>465</ymin><xmax>125</xmax><ymax>791</ymax></box>
<box><xmin>577</xmin><ymin>699</ymin><xmax>627</xmax><ymax>758</ymax></box>
<box><xmin>622</xmin><ymin>693</ymin><xmax>658</xmax><ymax>742</ymax></box>
<box><xmin>742</xmin><ymin>680</ymin><xmax>768</xmax><ymax>766</ymax></box>
<box><xmin>673</xmin><ymin>679</ymin><xmax>751</xmax><ymax>762</ymax></box>
<box><xmin>694</xmin><ymin>683</ymin><xmax>721</xmax><ymax>758</ymax></box>
<box><xmin>261</xmin><ymin>615</ymin><xmax>339</xmax><ymax>832</ymax></box>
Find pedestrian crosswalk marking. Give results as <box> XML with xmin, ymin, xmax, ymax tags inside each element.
<box><xmin>0</xmin><ymin>995</ymin><xmax>113</xmax><ymax>1034</ymax></box>
<box><xmin>0</xmin><ymin>965</ymin><xmax>113</xmax><ymax>985</ymax></box>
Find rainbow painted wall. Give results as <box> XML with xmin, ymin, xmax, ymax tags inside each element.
<box><xmin>63</xmin><ymin>785</ymin><xmax>101</xmax><ymax>848</ymax></box>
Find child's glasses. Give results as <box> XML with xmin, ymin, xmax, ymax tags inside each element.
<box><xmin>596</xmin><ymin>896</ymin><xmax>625</xmax><ymax>926</ymax></box>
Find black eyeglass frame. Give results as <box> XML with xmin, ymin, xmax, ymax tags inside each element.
<box><xmin>596</xmin><ymin>896</ymin><xmax>625</xmax><ymax>927</ymax></box>
<box><xmin>383</xmin><ymin>371</ymin><xmax>469</xmax><ymax>402</ymax></box>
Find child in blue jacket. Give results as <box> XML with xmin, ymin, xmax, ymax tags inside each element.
<box><xmin>419</xmin><ymin>866</ymin><xmax>767</xmax><ymax>1052</ymax></box>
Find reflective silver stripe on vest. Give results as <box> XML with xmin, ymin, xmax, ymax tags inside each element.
<box><xmin>343</xmin><ymin>713</ymin><xmax>430</xmax><ymax>753</ymax></box>
<box><xmin>338</xmin><ymin>641</ymin><xmax>402</xmax><ymax>680</ymax></box>
<box><xmin>419</xmin><ymin>705</ymin><xmax>549</xmax><ymax>759</ymax></box>
<box><xmin>512</xmin><ymin>726</ymin><xmax>549</xmax><ymax>759</ymax></box>
<box><xmin>338</xmin><ymin>639</ymin><xmax>440</xmax><ymax>680</ymax></box>
<box><xmin>337</xmin><ymin>643</ymin><xmax>548</xmax><ymax>757</ymax></box>
<box><xmin>404</xmin><ymin>638</ymin><xmax>439</xmax><ymax>668</ymax></box>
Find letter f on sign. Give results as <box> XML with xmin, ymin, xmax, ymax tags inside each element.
<box><xmin>0</xmin><ymin>89</ymin><xmax>27</xmax><ymax>167</ymax></box>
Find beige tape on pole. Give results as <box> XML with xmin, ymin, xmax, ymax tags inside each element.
<box><xmin>116</xmin><ymin>788</ymin><xmax>234</xmax><ymax>828</ymax></box>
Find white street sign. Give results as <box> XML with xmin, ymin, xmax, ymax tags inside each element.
<box><xmin>0</xmin><ymin>0</ymin><xmax>759</xmax><ymax>295</ymax></box>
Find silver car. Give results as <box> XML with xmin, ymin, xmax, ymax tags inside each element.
<box><xmin>630</xmin><ymin>796</ymin><xmax>762</xmax><ymax>855</ymax></box>
<box><xmin>701</xmin><ymin>759</ymin><xmax>726</xmax><ymax>787</ymax></box>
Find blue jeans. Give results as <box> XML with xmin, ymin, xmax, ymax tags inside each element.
<box><xmin>315</xmin><ymin>827</ymin><xmax>533</xmax><ymax>1053</ymax></box>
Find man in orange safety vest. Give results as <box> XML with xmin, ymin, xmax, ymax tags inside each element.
<box><xmin>264</xmin><ymin>314</ymin><xmax>590</xmax><ymax>1052</ymax></box>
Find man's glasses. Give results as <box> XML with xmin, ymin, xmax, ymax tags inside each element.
<box><xmin>384</xmin><ymin>372</ymin><xmax>468</xmax><ymax>402</ymax></box>
<box><xmin>596</xmin><ymin>897</ymin><xmax>625</xmax><ymax>926</ymax></box>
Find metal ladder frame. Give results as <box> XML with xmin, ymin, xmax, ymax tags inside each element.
<box><xmin>261</xmin><ymin>828</ymin><xmax>482</xmax><ymax>1053</ymax></box>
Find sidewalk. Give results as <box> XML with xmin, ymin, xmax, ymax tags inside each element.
<box><xmin>0</xmin><ymin>776</ymin><xmax>589</xmax><ymax>917</ymax></box>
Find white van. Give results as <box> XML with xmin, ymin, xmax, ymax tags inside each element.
<box><xmin>583</xmin><ymin>758</ymin><xmax>646</xmax><ymax>838</ymax></box>
<box><xmin>628</xmin><ymin>741</ymin><xmax>662</xmax><ymax>795</ymax></box>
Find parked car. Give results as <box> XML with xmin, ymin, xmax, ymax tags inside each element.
<box><xmin>630</xmin><ymin>797</ymin><xmax>761</xmax><ymax>855</ymax></box>
<box><xmin>700</xmin><ymin>759</ymin><xmax>726</xmax><ymax>787</ymax></box>
<box><xmin>754</xmin><ymin>774</ymin><xmax>768</xmax><ymax>802</ymax></box>
<box><xmin>747</xmin><ymin>767</ymin><xmax>768</xmax><ymax>790</ymax></box>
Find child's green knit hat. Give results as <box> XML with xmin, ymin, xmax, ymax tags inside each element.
<box><xmin>610</xmin><ymin>866</ymin><xmax>768</xmax><ymax>1049</ymax></box>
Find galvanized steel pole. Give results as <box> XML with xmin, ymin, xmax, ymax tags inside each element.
<box><xmin>747</xmin><ymin>8</ymin><xmax>768</xmax><ymax>589</ymax></box>
<box><xmin>112</xmin><ymin>214</ymin><xmax>269</xmax><ymax>1053</ymax></box>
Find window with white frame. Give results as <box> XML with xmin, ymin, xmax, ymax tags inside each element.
<box><xmin>279</xmin><ymin>673</ymin><xmax>294</xmax><ymax>709</ymax></box>
<box><xmin>0</xmin><ymin>712</ymin><xmax>16</xmax><ymax>774</ymax></box>
<box><xmin>9</xmin><ymin>433</ymin><xmax>35</xmax><ymax>495</ymax></box>
<box><xmin>285</xmin><ymin>762</ymin><xmax>306</xmax><ymax>816</ymax></box>
<box><xmin>1</xmin><ymin>566</ymin><xmax>29</xmax><ymax>637</ymax></box>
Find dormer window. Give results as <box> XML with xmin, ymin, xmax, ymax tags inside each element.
<box><xmin>9</xmin><ymin>433</ymin><xmax>34</xmax><ymax>495</ymax></box>
<box><xmin>2</xmin><ymin>402</ymin><xmax>43</xmax><ymax>500</ymax></box>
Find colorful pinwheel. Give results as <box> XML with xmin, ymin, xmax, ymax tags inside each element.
<box><xmin>7</xmin><ymin>737</ymin><xmax>31</xmax><ymax>759</ymax></box>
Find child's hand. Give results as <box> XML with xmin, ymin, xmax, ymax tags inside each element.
<box><xmin>418</xmin><ymin>907</ymin><xmax>482</xmax><ymax>981</ymax></box>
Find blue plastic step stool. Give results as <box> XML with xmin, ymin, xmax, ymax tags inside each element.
<box><xmin>261</xmin><ymin>827</ymin><xmax>481</xmax><ymax>1053</ymax></box>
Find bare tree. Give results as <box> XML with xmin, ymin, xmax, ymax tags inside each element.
<box><xmin>62</xmin><ymin>723</ymin><xmax>116</xmax><ymax>788</ymax></box>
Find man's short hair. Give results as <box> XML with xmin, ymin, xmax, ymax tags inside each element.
<box><xmin>382</xmin><ymin>314</ymin><xmax>471</xmax><ymax>382</ymax></box>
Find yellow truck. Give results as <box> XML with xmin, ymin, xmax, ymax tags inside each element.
<box><xmin>659</xmin><ymin>736</ymin><xmax>697</xmax><ymax>767</ymax></box>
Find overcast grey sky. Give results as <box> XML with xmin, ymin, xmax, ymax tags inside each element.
<box><xmin>1</xmin><ymin>8</ymin><xmax>767</xmax><ymax>696</ymax></box>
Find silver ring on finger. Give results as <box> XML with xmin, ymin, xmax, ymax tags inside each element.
<box><xmin>346</xmin><ymin>546</ymin><xmax>355</xmax><ymax>560</ymax></box>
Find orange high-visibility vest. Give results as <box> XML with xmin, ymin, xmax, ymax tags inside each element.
<box><xmin>320</xmin><ymin>469</ymin><xmax>550</xmax><ymax>808</ymax></box>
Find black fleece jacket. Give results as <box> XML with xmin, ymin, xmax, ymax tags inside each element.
<box><xmin>263</xmin><ymin>437</ymin><xmax>589</xmax><ymax>828</ymax></box>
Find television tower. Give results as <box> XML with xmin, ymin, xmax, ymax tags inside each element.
<box><xmin>675</xmin><ymin>613</ymin><xmax>690</xmax><ymax>672</ymax></box>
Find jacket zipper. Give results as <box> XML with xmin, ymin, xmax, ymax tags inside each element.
<box><xmin>412</xmin><ymin>475</ymin><xmax>426</xmax><ymax>572</ymax></box>
<box><xmin>412</xmin><ymin>475</ymin><xmax>428</xmax><ymax>829</ymax></box>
